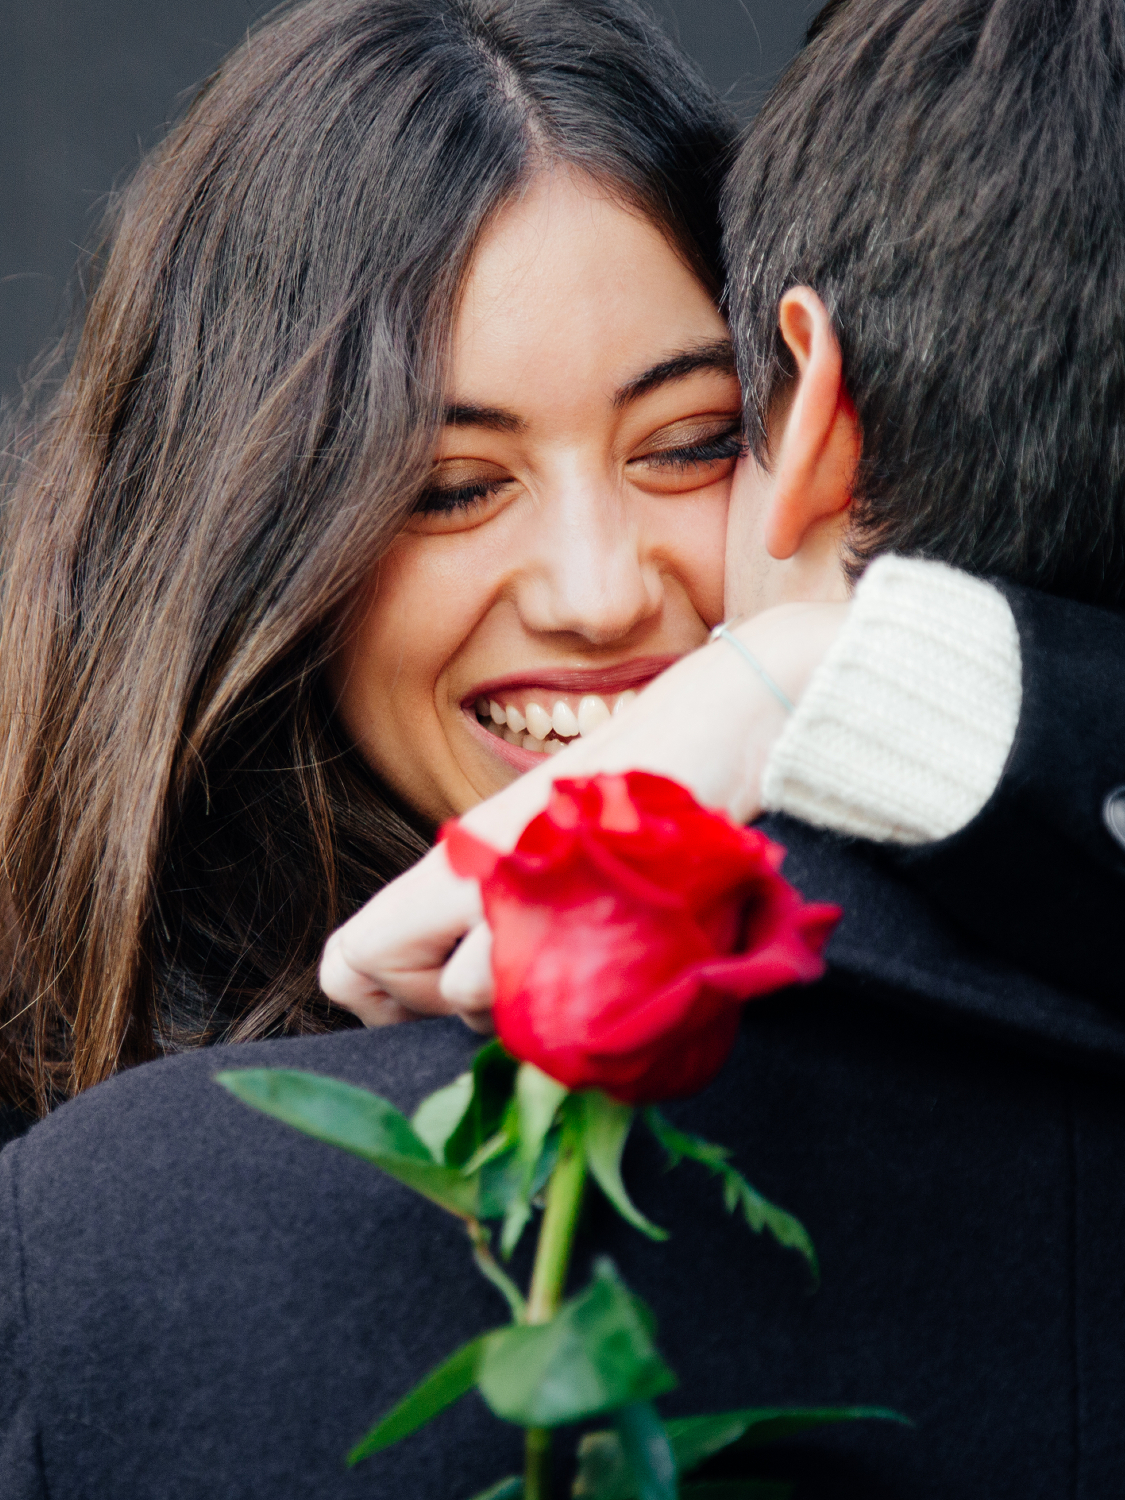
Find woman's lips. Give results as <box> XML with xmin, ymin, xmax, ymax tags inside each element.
<box><xmin>467</xmin><ymin>655</ymin><xmax>679</xmax><ymax>704</ymax></box>
<box><xmin>462</xmin><ymin>654</ymin><xmax>680</xmax><ymax>768</ymax></box>
<box><xmin>464</xmin><ymin>712</ymin><xmax>552</xmax><ymax>772</ymax></box>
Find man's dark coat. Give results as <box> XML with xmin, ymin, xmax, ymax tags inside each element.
<box><xmin>2</xmin><ymin>586</ymin><xmax>1124</xmax><ymax>1500</ymax></box>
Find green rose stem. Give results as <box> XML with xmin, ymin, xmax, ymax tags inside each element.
<box><xmin>523</xmin><ymin>1121</ymin><xmax>589</xmax><ymax>1500</ymax></box>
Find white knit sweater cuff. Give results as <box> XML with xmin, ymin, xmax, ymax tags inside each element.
<box><xmin>761</xmin><ymin>556</ymin><xmax>1022</xmax><ymax>845</ymax></box>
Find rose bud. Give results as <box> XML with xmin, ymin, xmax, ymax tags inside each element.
<box><xmin>443</xmin><ymin>772</ymin><xmax>839</xmax><ymax>1105</ymax></box>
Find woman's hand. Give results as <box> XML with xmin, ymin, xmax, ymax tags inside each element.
<box><xmin>318</xmin><ymin>601</ymin><xmax>848</xmax><ymax>1028</ymax></box>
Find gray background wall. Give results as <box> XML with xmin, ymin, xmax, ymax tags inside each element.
<box><xmin>0</xmin><ymin>1</ymin><xmax>819</xmax><ymax>405</ymax></box>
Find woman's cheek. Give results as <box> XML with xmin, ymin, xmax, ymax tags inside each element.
<box><xmin>654</xmin><ymin>479</ymin><xmax>730</xmax><ymax>627</ymax></box>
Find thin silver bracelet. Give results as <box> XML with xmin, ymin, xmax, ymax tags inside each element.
<box><xmin>710</xmin><ymin>621</ymin><xmax>796</xmax><ymax>714</ymax></box>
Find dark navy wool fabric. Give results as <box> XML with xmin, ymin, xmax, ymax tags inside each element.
<box><xmin>2</xmin><ymin>585</ymin><xmax>1125</xmax><ymax>1498</ymax></box>
<box><xmin>3</xmin><ymin>926</ymin><xmax>1125</xmax><ymax>1497</ymax></box>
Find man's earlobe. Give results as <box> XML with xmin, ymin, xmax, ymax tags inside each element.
<box><xmin>764</xmin><ymin>287</ymin><xmax>860</xmax><ymax>561</ymax></box>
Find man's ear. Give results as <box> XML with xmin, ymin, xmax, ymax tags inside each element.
<box><xmin>763</xmin><ymin>287</ymin><xmax>860</xmax><ymax>561</ymax></box>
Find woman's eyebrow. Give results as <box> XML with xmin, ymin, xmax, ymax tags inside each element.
<box><xmin>443</xmin><ymin>402</ymin><xmax>525</xmax><ymax>432</ymax></box>
<box><xmin>613</xmin><ymin>339</ymin><xmax>736</xmax><ymax>408</ymax></box>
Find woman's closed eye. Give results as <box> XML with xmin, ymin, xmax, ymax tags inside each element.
<box><xmin>410</xmin><ymin>459</ymin><xmax>518</xmax><ymax>531</ymax></box>
<box><xmin>409</xmin><ymin>411</ymin><xmax>744</xmax><ymax>533</ymax></box>
<box><xmin>628</xmin><ymin>413</ymin><xmax>744</xmax><ymax>494</ymax></box>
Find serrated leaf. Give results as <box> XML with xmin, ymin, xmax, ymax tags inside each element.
<box><xmin>644</xmin><ymin>1110</ymin><xmax>731</xmax><ymax>1171</ymax></box>
<box><xmin>721</xmin><ymin>1170</ymin><xmax>819</xmax><ymax>1285</ymax></box>
<box><xmin>216</xmin><ymin>1069</ymin><xmax>479</xmax><ymax>1217</ymax></box>
<box><xmin>346</xmin><ymin>1334</ymin><xmax>489</xmax><ymax>1465</ymax></box>
<box><xmin>445</xmin><ymin>1041</ymin><xmax>520</xmax><ymax>1167</ymax></box>
<box><xmin>478</xmin><ymin>1260</ymin><xmax>676</xmax><ymax>1428</ymax></box>
<box><xmin>644</xmin><ymin>1109</ymin><xmax>816</xmax><ymax>1281</ymax></box>
<box><xmin>580</xmin><ymin>1094</ymin><xmax>667</xmax><ymax>1242</ymax></box>
<box><xmin>412</xmin><ymin>1073</ymin><xmax>474</xmax><ymax>1162</ymax></box>
<box><xmin>468</xmin><ymin>1479</ymin><xmax>524</xmax><ymax>1500</ymax></box>
<box><xmin>614</xmin><ymin>1401</ymin><xmax>676</xmax><ymax>1500</ymax></box>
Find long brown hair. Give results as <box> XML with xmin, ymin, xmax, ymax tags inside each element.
<box><xmin>0</xmin><ymin>0</ymin><xmax>734</xmax><ymax>1114</ymax></box>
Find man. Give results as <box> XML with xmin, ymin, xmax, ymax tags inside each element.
<box><xmin>5</xmin><ymin>1</ymin><xmax>1125</xmax><ymax>1495</ymax></box>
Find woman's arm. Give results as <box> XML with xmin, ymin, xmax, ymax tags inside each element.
<box><xmin>320</xmin><ymin>558</ymin><xmax>1125</xmax><ymax>1021</ymax></box>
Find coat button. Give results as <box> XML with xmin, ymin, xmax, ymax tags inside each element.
<box><xmin>1104</xmin><ymin>787</ymin><xmax>1125</xmax><ymax>851</ymax></box>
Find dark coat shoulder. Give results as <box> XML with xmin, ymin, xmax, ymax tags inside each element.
<box><xmin>885</xmin><ymin>584</ymin><xmax>1125</xmax><ymax>1004</ymax></box>
<box><xmin>4</xmin><ymin>838</ymin><xmax>1125</xmax><ymax>1500</ymax></box>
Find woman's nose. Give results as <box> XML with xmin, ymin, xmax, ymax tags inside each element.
<box><xmin>513</xmin><ymin>476</ymin><xmax>663</xmax><ymax>645</ymax></box>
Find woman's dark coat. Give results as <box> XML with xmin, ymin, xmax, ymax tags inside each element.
<box><xmin>2</xmin><ymin>583</ymin><xmax>1124</xmax><ymax>1499</ymax></box>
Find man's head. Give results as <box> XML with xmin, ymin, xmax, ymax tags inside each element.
<box><xmin>723</xmin><ymin>0</ymin><xmax>1125</xmax><ymax>615</ymax></box>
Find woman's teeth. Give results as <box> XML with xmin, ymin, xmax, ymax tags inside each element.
<box><xmin>474</xmin><ymin>689</ymin><xmax>638</xmax><ymax>753</ymax></box>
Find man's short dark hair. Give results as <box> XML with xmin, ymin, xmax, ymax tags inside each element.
<box><xmin>724</xmin><ymin>0</ymin><xmax>1125</xmax><ymax>606</ymax></box>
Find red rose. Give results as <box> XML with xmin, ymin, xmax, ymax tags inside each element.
<box><xmin>443</xmin><ymin>772</ymin><xmax>839</xmax><ymax>1105</ymax></box>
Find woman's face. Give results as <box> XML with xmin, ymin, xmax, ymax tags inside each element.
<box><xmin>330</xmin><ymin>167</ymin><xmax>739</xmax><ymax>823</ymax></box>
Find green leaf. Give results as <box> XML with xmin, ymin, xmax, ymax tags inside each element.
<box><xmin>580</xmin><ymin>1094</ymin><xmax>667</xmax><ymax>1242</ymax></box>
<box><xmin>644</xmin><ymin>1110</ymin><xmax>817</xmax><ymax>1282</ymax></box>
<box><xmin>614</xmin><ymin>1402</ymin><xmax>676</xmax><ymax>1500</ymax></box>
<box><xmin>216</xmin><ymin>1069</ymin><xmax>479</xmax><ymax>1217</ymax></box>
<box><xmin>445</xmin><ymin>1041</ymin><xmax>520</xmax><ymax>1168</ymax></box>
<box><xmin>721</xmin><ymin>1171</ymin><xmax>819</xmax><ymax>1286</ymax></box>
<box><xmin>574</xmin><ymin>1406</ymin><xmax>906</xmax><ymax>1497</ymax></box>
<box><xmin>412</xmin><ymin>1072</ymin><xmax>474</xmax><ymax>1162</ymax></box>
<box><xmin>478</xmin><ymin>1260</ymin><xmax>677</xmax><ymax>1428</ymax></box>
<box><xmin>573</xmin><ymin>1446</ymin><xmax>791</xmax><ymax>1500</ymax></box>
<box><xmin>644</xmin><ymin>1110</ymin><xmax>731</xmax><ymax>1171</ymax></box>
<box><xmin>467</xmin><ymin>1480</ymin><xmax>524</xmax><ymax>1500</ymax></box>
<box><xmin>719</xmin><ymin>1406</ymin><xmax>911</xmax><ymax>1448</ymax></box>
<box><xmin>669</xmin><ymin>1406</ymin><xmax>910</xmax><ymax>1473</ymax></box>
<box><xmin>346</xmin><ymin>1334</ymin><xmax>489</xmax><ymax>1465</ymax></box>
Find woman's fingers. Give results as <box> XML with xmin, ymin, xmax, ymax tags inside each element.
<box><xmin>439</xmin><ymin>921</ymin><xmax>495</xmax><ymax>1016</ymax></box>
<box><xmin>319</xmin><ymin>843</ymin><xmax>483</xmax><ymax>1020</ymax></box>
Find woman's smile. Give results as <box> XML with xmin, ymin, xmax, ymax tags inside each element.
<box><xmin>462</xmin><ymin>654</ymin><xmax>681</xmax><ymax>770</ymax></box>
<box><xmin>330</xmin><ymin>165</ymin><xmax>738</xmax><ymax>823</ymax></box>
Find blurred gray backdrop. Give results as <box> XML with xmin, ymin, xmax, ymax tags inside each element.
<box><xmin>0</xmin><ymin>1</ymin><xmax>820</xmax><ymax>404</ymax></box>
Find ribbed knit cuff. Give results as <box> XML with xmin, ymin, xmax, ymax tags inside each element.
<box><xmin>761</xmin><ymin>556</ymin><xmax>1022</xmax><ymax>844</ymax></box>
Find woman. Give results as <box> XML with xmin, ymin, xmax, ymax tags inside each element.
<box><xmin>0</xmin><ymin>0</ymin><xmax>743</xmax><ymax>1116</ymax></box>
<box><xmin>1</xmin><ymin>0</ymin><xmax>1118</xmax><ymax>1132</ymax></box>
